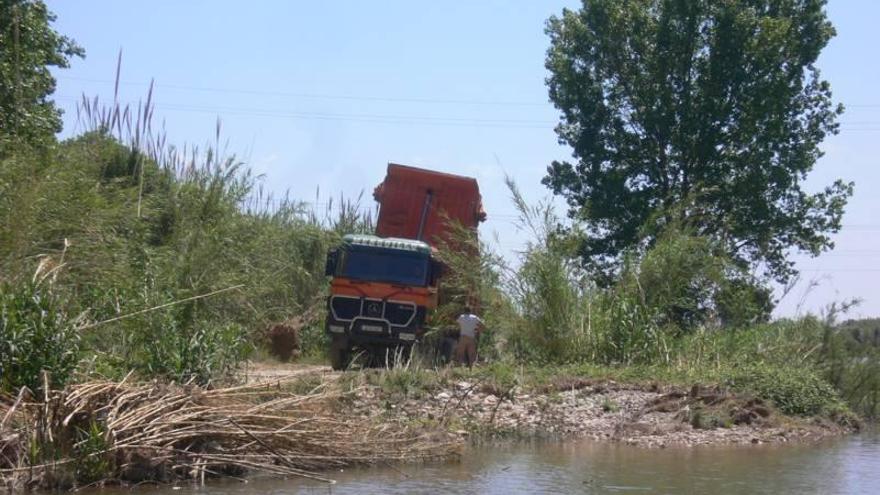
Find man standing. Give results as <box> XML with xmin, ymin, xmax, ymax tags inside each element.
<box><xmin>455</xmin><ymin>306</ymin><xmax>483</xmax><ymax>367</ymax></box>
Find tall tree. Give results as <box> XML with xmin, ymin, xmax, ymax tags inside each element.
<box><xmin>543</xmin><ymin>0</ymin><xmax>852</xmax><ymax>285</ymax></box>
<box><xmin>0</xmin><ymin>0</ymin><xmax>83</xmax><ymax>147</ymax></box>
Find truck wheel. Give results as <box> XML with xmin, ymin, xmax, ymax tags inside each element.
<box><xmin>329</xmin><ymin>337</ymin><xmax>351</xmax><ymax>371</ymax></box>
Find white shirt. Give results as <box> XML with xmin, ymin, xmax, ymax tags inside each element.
<box><xmin>457</xmin><ymin>313</ymin><xmax>483</xmax><ymax>338</ymax></box>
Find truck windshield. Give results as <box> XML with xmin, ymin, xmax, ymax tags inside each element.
<box><xmin>339</xmin><ymin>247</ymin><xmax>430</xmax><ymax>286</ymax></box>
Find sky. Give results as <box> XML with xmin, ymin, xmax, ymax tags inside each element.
<box><xmin>46</xmin><ymin>0</ymin><xmax>880</xmax><ymax>319</ymax></box>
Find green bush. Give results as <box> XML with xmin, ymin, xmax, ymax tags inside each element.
<box><xmin>0</xmin><ymin>280</ymin><xmax>80</xmax><ymax>393</ymax></box>
<box><xmin>370</xmin><ymin>360</ymin><xmax>438</xmax><ymax>399</ymax></box>
<box><xmin>298</xmin><ymin>322</ymin><xmax>329</xmax><ymax>358</ymax></box>
<box><xmin>820</xmin><ymin>320</ymin><xmax>880</xmax><ymax>420</ymax></box>
<box><xmin>127</xmin><ymin>310</ymin><xmax>251</xmax><ymax>385</ymax></box>
<box><xmin>500</xmin><ymin>178</ymin><xmax>591</xmax><ymax>364</ymax></box>
<box><xmin>726</xmin><ymin>365</ymin><xmax>843</xmax><ymax>416</ymax></box>
<box><xmin>2</xmin><ymin>123</ymin><xmax>346</xmax><ymax>384</ymax></box>
<box><xmin>74</xmin><ymin>421</ymin><xmax>114</xmax><ymax>484</ymax></box>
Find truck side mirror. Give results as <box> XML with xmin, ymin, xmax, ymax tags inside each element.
<box><xmin>325</xmin><ymin>249</ymin><xmax>338</xmax><ymax>277</ymax></box>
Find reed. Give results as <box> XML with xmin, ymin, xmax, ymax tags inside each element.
<box><xmin>0</xmin><ymin>375</ymin><xmax>458</xmax><ymax>491</ymax></box>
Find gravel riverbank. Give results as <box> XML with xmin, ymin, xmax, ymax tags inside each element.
<box><xmin>344</xmin><ymin>375</ymin><xmax>854</xmax><ymax>448</ymax></box>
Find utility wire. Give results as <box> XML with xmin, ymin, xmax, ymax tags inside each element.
<box><xmin>246</xmin><ymin>199</ymin><xmax>880</xmax><ymax>229</ymax></box>
<box><xmin>54</xmin><ymin>96</ymin><xmax>554</xmax><ymax>129</ymax></box>
<box><xmin>57</xmin><ymin>76</ymin><xmax>549</xmax><ymax>107</ymax></box>
<box><xmin>53</xmin><ymin>95</ymin><xmax>880</xmax><ymax>132</ymax></box>
<box><xmin>56</xmin><ymin>75</ymin><xmax>880</xmax><ymax>110</ymax></box>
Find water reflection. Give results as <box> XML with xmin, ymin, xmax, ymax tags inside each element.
<box><xmin>94</xmin><ymin>434</ymin><xmax>879</xmax><ymax>495</ymax></box>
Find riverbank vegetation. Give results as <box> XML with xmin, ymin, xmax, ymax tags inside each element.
<box><xmin>2</xmin><ymin>0</ymin><xmax>878</xmax><ymax>490</ymax></box>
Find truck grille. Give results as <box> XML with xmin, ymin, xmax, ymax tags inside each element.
<box><xmin>364</xmin><ymin>300</ymin><xmax>384</xmax><ymax>318</ymax></box>
<box><xmin>330</xmin><ymin>296</ymin><xmax>361</xmax><ymax>321</ymax></box>
<box><xmin>330</xmin><ymin>296</ymin><xmax>416</xmax><ymax>327</ymax></box>
<box><xmin>385</xmin><ymin>302</ymin><xmax>416</xmax><ymax>326</ymax></box>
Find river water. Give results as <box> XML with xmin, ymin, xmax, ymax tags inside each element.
<box><xmin>101</xmin><ymin>434</ymin><xmax>879</xmax><ymax>494</ymax></box>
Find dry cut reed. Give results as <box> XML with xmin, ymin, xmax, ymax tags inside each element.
<box><xmin>0</xmin><ymin>375</ymin><xmax>459</xmax><ymax>490</ymax></box>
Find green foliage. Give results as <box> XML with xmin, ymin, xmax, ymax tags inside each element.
<box><xmin>726</xmin><ymin>365</ymin><xmax>842</xmax><ymax>417</ymax></box>
<box><xmin>0</xmin><ymin>0</ymin><xmax>83</xmax><ymax>149</ymax></box>
<box><xmin>477</xmin><ymin>360</ymin><xmax>520</xmax><ymax>395</ymax></box>
<box><xmin>627</xmin><ymin>231</ymin><xmax>727</xmax><ymax>328</ymax></box>
<box><xmin>498</xmin><ymin>178</ymin><xmax>774</xmax><ymax>366</ymax></box>
<box><xmin>126</xmin><ymin>311</ymin><xmax>251</xmax><ymax>385</ymax></box>
<box><xmin>543</xmin><ymin>0</ymin><xmax>851</xmax><ymax>285</ymax></box>
<box><xmin>590</xmin><ymin>289</ymin><xmax>665</xmax><ymax>365</ymax></box>
<box><xmin>0</xmin><ymin>90</ymin><xmax>358</xmax><ymax>384</ymax></box>
<box><xmin>480</xmin><ymin>186</ymin><xmax>873</xmax><ymax>421</ymax></box>
<box><xmin>73</xmin><ymin>421</ymin><xmax>113</xmax><ymax>484</ymax></box>
<box><xmin>369</xmin><ymin>360</ymin><xmax>438</xmax><ymax>399</ymax></box>
<box><xmin>600</xmin><ymin>397</ymin><xmax>619</xmax><ymax>413</ymax></box>
<box><xmin>819</xmin><ymin>319</ymin><xmax>880</xmax><ymax>420</ymax></box>
<box><xmin>588</xmin><ymin>228</ymin><xmax>771</xmax><ymax>363</ymax></box>
<box><xmin>502</xmin><ymin>178</ymin><xmax>589</xmax><ymax>364</ymax></box>
<box><xmin>297</xmin><ymin>323</ymin><xmax>330</xmax><ymax>359</ymax></box>
<box><xmin>0</xmin><ymin>279</ymin><xmax>80</xmax><ymax>393</ymax></box>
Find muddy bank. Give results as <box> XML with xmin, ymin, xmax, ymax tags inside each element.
<box><xmin>347</xmin><ymin>375</ymin><xmax>854</xmax><ymax>448</ymax></box>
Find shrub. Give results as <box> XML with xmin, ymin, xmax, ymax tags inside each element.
<box><xmin>370</xmin><ymin>359</ymin><xmax>438</xmax><ymax>399</ymax></box>
<box><xmin>128</xmin><ymin>311</ymin><xmax>251</xmax><ymax>385</ymax></box>
<box><xmin>0</xmin><ymin>280</ymin><xmax>80</xmax><ymax>393</ymax></box>
<box><xmin>820</xmin><ymin>320</ymin><xmax>880</xmax><ymax>420</ymax></box>
<box><xmin>501</xmin><ymin>177</ymin><xmax>591</xmax><ymax>364</ymax></box>
<box><xmin>74</xmin><ymin>421</ymin><xmax>114</xmax><ymax>484</ymax></box>
<box><xmin>725</xmin><ymin>365</ymin><xmax>843</xmax><ymax>417</ymax></box>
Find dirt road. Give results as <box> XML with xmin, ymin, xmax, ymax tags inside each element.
<box><xmin>242</xmin><ymin>361</ymin><xmax>335</xmax><ymax>383</ymax></box>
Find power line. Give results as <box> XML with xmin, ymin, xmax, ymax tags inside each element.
<box><xmin>242</xmin><ymin>199</ymin><xmax>880</xmax><ymax>230</ymax></box>
<box><xmin>57</xmin><ymin>76</ymin><xmax>880</xmax><ymax>111</ymax></box>
<box><xmin>54</xmin><ymin>95</ymin><xmax>554</xmax><ymax>129</ymax></box>
<box><xmin>54</xmin><ymin>95</ymin><xmax>880</xmax><ymax>132</ymax></box>
<box><xmin>56</xmin><ymin>76</ymin><xmax>550</xmax><ymax>107</ymax></box>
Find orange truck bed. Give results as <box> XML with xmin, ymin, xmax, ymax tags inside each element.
<box><xmin>373</xmin><ymin>163</ymin><xmax>485</xmax><ymax>246</ymax></box>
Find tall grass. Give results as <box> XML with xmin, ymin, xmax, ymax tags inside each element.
<box><xmin>501</xmin><ymin>177</ymin><xmax>588</xmax><ymax>363</ymax></box>
<box><xmin>0</xmin><ymin>74</ymin><xmax>373</xmax><ymax>388</ymax></box>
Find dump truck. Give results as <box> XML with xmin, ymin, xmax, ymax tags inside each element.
<box><xmin>323</xmin><ymin>163</ymin><xmax>485</xmax><ymax>369</ymax></box>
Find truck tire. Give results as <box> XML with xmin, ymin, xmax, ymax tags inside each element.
<box><xmin>329</xmin><ymin>337</ymin><xmax>351</xmax><ymax>371</ymax></box>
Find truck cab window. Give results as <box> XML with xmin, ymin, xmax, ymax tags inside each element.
<box><xmin>340</xmin><ymin>247</ymin><xmax>429</xmax><ymax>287</ymax></box>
